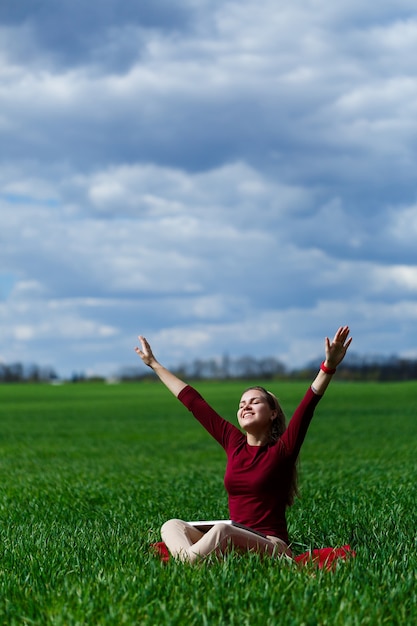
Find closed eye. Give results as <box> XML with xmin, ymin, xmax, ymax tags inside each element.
<box><xmin>239</xmin><ymin>397</ymin><xmax>264</xmax><ymax>408</ymax></box>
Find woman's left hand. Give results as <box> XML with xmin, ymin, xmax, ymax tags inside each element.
<box><xmin>325</xmin><ymin>326</ymin><xmax>352</xmax><ymax>369</ymax></box>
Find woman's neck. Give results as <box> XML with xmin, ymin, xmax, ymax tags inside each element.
<box><xmin>246</xmin><ymin>431</ymin><xmax>269</xmax><ymax>447</ymax></box>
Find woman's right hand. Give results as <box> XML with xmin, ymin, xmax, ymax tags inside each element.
<box><xmin>134</xmin><ymin>335</ymin><xmax>158</xmax><ymax>368</ymax></box>
<box><xmin>134</xmin><ymin>334</ymin><xmax>188</xmax><ymax>397</ymax></box>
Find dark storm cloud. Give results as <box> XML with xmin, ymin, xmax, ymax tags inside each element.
<box><xmin>0</xmin><ymin>0</ymin><xmax>195</xmax><ymax>70</ymax></box>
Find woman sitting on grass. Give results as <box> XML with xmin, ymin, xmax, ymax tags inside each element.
<box><xmin>135</xmin><ymin>326</ymin><xmax>352</xmax><ymax>563</ymax></box>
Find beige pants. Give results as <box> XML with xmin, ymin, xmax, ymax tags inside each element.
<box><xmin>161</xmin><ymin>518</ymin><xmax>292</xmax><ymax>564</ymax></box>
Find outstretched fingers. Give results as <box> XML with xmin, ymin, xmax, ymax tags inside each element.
<box><xmin>134</xmin><ymin>335</ymin><xmax>157</xmax><ymax>367</ymax></box>
<box><xmin>333</xmin><ymin>325</ymin><xmax>350</xmax><ymax>346</ymax></box>
<box><xmin>325</xmin><ymin>326</ymin><xmax>352</xmax><ymax>367</ymax></box>
<box><xmin>134</xmin><ymin>335</ymin><xmax>147</xmax><ymax>358</ymax></box>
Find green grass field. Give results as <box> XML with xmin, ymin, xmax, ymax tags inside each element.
<box><xmin>0</xmin><ymin>380</ymin><xmax>416</xmax><ymax>625</ymax></box>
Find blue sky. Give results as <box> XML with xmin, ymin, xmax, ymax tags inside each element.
<box><xmin>1</xmin><ymin>0</ymin><xmax>416</xmax><ymax>378</ymax></box>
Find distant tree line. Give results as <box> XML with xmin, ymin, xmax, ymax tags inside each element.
<box><xmin>1</xmin><ymin>353</ymin><xmax>417</xmax><ymax>383</ymax></box>
<box><xmin>0</xmin><ymin>362</ymin><xmax>58</xmax><ymax>383</ymax></box>
<box><xmin>118</xmin><ymin>353</ymin><xmax>417</xmax><ymax>383</ymax></box>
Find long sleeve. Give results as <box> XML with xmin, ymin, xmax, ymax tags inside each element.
<box><xmin>178</xmin><ymin>385</ymin><xmax>244</xmax><ymax>450</ymax></box>
<box><xmin>280</xmin><ymin>386</ymin><xmax>322</xmax><ymax>460</ymax></box>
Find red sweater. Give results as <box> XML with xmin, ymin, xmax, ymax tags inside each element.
<box><xmin>178</xmin><ymin>385</ymin><xmax>321</xmax><ymax>544</ymax></box>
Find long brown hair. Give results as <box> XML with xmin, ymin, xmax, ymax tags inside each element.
<box><xmin>243</xmin><ymin>386</ymin><xmax>299</xmax><ymax>506</ymax></box>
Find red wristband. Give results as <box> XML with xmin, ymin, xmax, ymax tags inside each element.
<box><xmin>320</xmin><ymin>361</ymin><xmax>336</xmax><ymax>375</ymax></box>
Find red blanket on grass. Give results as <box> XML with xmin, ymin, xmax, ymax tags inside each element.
<box><xmin>151</xmin><ymin>542</ymin><xmax>355</xmax><ymax>571</ymax></box>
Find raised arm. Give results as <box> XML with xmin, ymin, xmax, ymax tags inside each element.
<box><xmin>134</xmin><ymin>335</ymin><xmax>188</xmax><ymax>397</ymax></box>
<box><xmin>311</xmin><ymin>325</ymin><xmax>352</xmax><ymax>395</ymax></box>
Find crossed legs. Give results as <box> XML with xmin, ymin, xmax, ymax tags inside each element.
<box><xmin>161</xmin><ymin>519</ymin><xmax>291</xmax><ymax>564</ymax></box>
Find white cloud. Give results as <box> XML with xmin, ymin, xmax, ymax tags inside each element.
<box><xmin>371</xmin><ymin>266</ymin><xmax>417</xmax><ymax>294</ymax></box>
<box><xmin>84</xmin><ymin>161</ymin><xmax>310</xmax><ymax>222</ymax></box>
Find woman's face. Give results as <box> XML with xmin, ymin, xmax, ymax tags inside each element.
<box><xmin>237</xmin><ymin>389</ymin><xmax>277</xmax><ymax>433</ymax></box>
